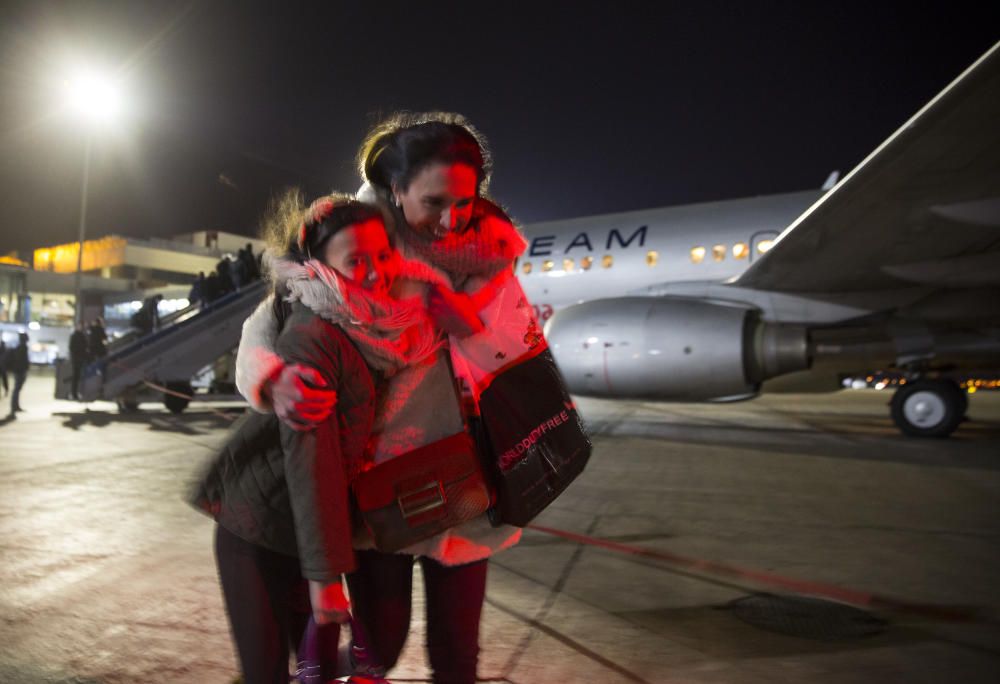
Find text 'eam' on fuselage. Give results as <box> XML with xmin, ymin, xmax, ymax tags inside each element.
<box><xmin>515</xmin><ymin>189</ymin><xmax>821</xmax><ymax>323</ymax></box>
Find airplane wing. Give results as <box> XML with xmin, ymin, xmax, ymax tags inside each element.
<box><xmin>735</xmin><ymin>42</ymin><xmax>1000</xmax><ymax>293</ymax></box>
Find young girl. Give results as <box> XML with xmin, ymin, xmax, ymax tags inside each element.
<box><xmin>191</xmin><ymin>194</ymin><xmax>443</xmax><ymax>683</ymax></box>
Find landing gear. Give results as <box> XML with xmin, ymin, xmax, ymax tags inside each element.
<box><xmin>163</xmin><ymin>381</ymin><xmax>192</xmax><ymax>414</ymax></box>
<box><xmin>890</xmin><ymin>379</ymin><xmax>966</xmax><ymax>438</ymax></box>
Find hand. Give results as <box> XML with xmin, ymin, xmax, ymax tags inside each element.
<box><xmin>268</xmin><ymin>363</ymin><xmax>336</xmax><ymax>431</ymax></box>
<box><xmin>309</xmin><ymin>579</ymin><xmax>351</xmax><ymax>625</ymax></box>
<box><xmin>428</xmin><ymin>286</ymin><xmax>484</xmax><ymax>338</ymax></box>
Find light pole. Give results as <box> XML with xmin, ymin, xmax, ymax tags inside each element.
<box><xmin>65</xmin><ymin>68</ymin><xmax>125</xmax><ymax>326</ymax></box>
<box><xmin>73</xmin><ymin>135</ymin><xmax>92</xmax><ymax>326</ymax></box>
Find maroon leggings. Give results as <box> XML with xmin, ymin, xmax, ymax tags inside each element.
<box><xmin>346</xmin><ymin>550</ymin><xmax>488</xmax><ymax>684</ymax></box>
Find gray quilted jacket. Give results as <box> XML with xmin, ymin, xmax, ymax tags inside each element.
<box><xmin>189</xmin><ymin>302</ymin><xmax>376</xmax><ymax>581</ymax></box>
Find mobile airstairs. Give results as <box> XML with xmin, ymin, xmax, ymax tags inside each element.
<box><xmin>55</xmin><ymin>281</ymin><xmax>267</xmax><ymax>412</ymax></box>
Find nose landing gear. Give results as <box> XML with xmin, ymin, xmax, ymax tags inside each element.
<box><xmin>889</xmin><ymin>379</ymin><xmax>966</xmax><ymax>438</ymax></box>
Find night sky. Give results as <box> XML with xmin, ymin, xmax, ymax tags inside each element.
<box><xmin>0</xmin><ymin>1</ymin><xmax>997</xmax><ymax>257</ymax></box>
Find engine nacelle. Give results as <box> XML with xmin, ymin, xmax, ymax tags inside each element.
<box><xmin>544</xmin><ymin>297</ymin><xmax>809</xmax><ymax>401</ymax></box>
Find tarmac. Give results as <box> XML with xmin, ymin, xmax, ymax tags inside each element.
<box><xmin>1</xmin><ymin>368</ymin><xmax>999</xmax><ymax>683</ymax></box>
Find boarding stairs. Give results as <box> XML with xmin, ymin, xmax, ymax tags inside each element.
<box><xmin>55</xmin><ymin>281</ymin><xmax>267</xmax><ymax>412</ymax></box>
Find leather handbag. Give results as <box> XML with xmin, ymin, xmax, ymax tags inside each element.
<box><xmin>351</xmin><ymin>432</ymin><xmax>492</xmax><ymax>553</ymax></box>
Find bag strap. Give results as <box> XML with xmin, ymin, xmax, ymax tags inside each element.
<box><xmin>468</xmin><ymin>265</ymin><xmax>515</xmax><ymax>313</ymax></box>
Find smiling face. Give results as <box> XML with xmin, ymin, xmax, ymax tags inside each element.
<box><xmin>321</xmin><ymin>217</ymin><xmax>399</xmax><ymax>296</ymax></box>
<box><xmin>394</xmin><ymin>162</ymin><xmax>477</xmax><ymax>240</ymax></box>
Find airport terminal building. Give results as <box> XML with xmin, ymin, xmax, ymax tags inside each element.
<box><xmin>0</xmin><ymin>231</ymin><xmax>264</xmax><ymax>363</ymax></box>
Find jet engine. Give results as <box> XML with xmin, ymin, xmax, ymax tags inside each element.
<box><xmin>544</xmin><ymin>297</ymin><xmax>809</xmax><ymax>401</ymax></box>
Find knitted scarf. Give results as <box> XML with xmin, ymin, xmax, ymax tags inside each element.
<box><xmin>395</xmin><ymin>199</ymin><xmax>528</xmax><ymax>280</ymax></box>
<box><xmin>267</xmin><ymin>254</ymin><xmax>447</xmax><ymax>376</ymax></box>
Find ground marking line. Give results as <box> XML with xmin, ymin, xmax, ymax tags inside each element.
<box><xmin>496</xmin><ymin>515</ymin><xmax>645</xmax><ymax>682</ymax></box>
<box><xmin>525</xmin><ymin>523</ymin><xmax>980</xmax><ymax>623</ymax></box>
<box><xmin>497</xmin><ymin>516</ymin><xmax>596</xmax><ymax>677</ymax></box>
<box><xmin>485</xmin><ymin>595</ymin><xmax>656</xmax><ymax>684</ymax></box>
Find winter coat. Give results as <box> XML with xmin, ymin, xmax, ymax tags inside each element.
<box><xmin>189</xmin><ymin>302</ymin><xmax>376</xmax><ymax>581</ymax></box>
<box><xmin>235</xmin><ymin>202</ymin><xmax>527</xmax><ymax>566</ymax></box>
<box><xmin>69</xmin><ymin>331</ymin><xmax>89</xmax><ymax>361</ymax></box>
<box><xmin>8</xmin><ymin>343</ymin><xmax>29</xmax><ymax>375</ymax></box>
<box><xmin>87</xmin><ymin>324</ymin><xmax>107</xmax><ymax>358</ymax></box>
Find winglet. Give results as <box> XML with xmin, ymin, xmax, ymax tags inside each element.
<box><xmin>821</xmin><ymin>170</ymin><xmax>840</xmax><ymax>191</ymax></box>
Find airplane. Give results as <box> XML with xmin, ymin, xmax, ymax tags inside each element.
<box><xmin>516</xmin><ymin>41</ymin><xmax>1000</xmax><ymax>438</ymax></box>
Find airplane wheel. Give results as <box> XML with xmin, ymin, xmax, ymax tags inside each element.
<box><xmin>164</xmin><ymin>382</ymin><xmax>192</xmax><ymax>414</ymax></box>
<box><xmin>890</xmin><ymin>380</ymin><xmax>963</xmax><ymax>438</ymax></box>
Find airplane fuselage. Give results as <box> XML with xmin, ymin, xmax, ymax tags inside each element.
<box><xmin>510</xmin><ymin>42</ymin><xmax>1000</xmax><ymax>439</ymax></box>
<box><xmin>516</xmin><ymin>190</ymin><xmax>821</xmax><ymax>322</ymax></box>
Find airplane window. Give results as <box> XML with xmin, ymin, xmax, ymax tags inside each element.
<box><xmin>522</xmin><ymin>261</ymin><xmax>532</xmax><ymax>275</ymax></box>
<box><xmin>542</xmin><ymin>260</ymin><xmax>554</xmax><ymax>272</ymax></box>
<box><xmin>690</xmin><ymin>246</ymin><xmax>705</xmax><ymax>264</ymax></box>
<box><xmin>580</xmin><ymin>256</ymin><xmax>594</xmax><ymax>270</ymax></box>
<box><xmin>602</xmin><ymin>254</ymin><xmax>613</xmax><ymax>268</ymax></box>
<box><xmin>757</xmin><ymin>239</ymin><xmax>775</xmax><ymax>254</ymax></box>
<box><xmin>732</xmin><ymin>243</ymin><xmax>749</xmax><ymax>259</ymax></box>
<box><xmin>646</xmin><ymin>250</ymin><xmax>659</xmax><ymax>267</ymax></box>
<box><xmin>563</xmin><ymin>258</ymin><xmax>574</xmax><ymax>272</ymax></box>
<box><xmin>712</xmin><ymin>244</ymin><xmax>726</xmax><ymax>261</ymax></box>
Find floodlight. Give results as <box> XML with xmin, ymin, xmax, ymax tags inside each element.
<box><xmin>65</xmin><ymin>68</ymin><xmax>125</xmax><ymax>125</ymax></box>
